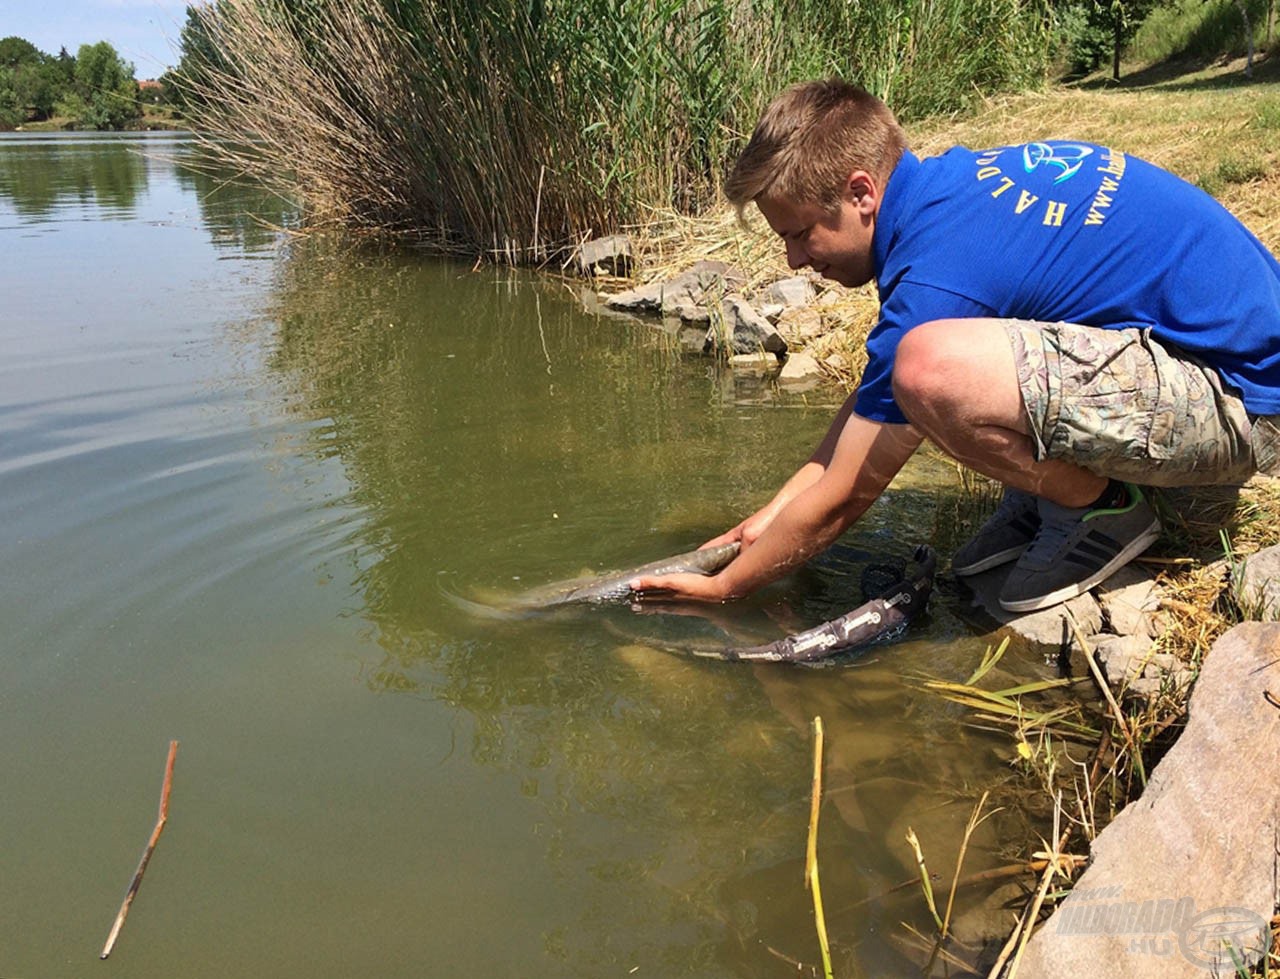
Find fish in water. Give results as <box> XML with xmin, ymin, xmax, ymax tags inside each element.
<box><xmin>451</xmin><ymin>541</ymin><xmax>741</xmax><ymax>617</ymax></box>
<box><xmin>639</xmin><ymin>544</ymin><xmax>937</xmax><ymax>664</ymax></box>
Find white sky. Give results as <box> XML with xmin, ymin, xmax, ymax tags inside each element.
<box><xmin>2</xmin><ymin>0</ymin><xmax>191</xmax><ymax>77</ymax></box>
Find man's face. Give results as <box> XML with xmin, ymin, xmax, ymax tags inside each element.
<box><xmin>756</xmin><ymin>174</ymin><xmax>878</xmax><ymax>288</ymax></box>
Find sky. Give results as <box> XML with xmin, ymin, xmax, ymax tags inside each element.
<box><xmin>2</xmin><ymin>0</ymin><xmax>190</xmax><ymax>78</ymax></box>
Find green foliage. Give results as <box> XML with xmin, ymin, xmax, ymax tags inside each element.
<box><xmin>183</xmin><ymin>0</ymin><xmax>1054</xmax><ymax>256</ymax></box>
<box><xmin>71</xmin><ymin>41</ymin><xmax>141</xmax><ymax>129</ymax></box>
<box><xmin>0</xmin><ymin>36</ymin><xmax>64</xmax><ymax>121</ymax></box>
<box><xmin>0</xmin><ymin>35</ymin><xmax>42</xmax><ymax>69</ymax></box>
<box><xmin>1196</xmin><ymin>154</ymin><xmax>1270</xmax><ymax>196</ymax></box>
<box><xmin>1054</xmin><ymin>0</ymin><xmax>1162</xmax><ymax>78</ymax></box>
<box><xmin>1129</xmin><ymin>0</ymin><xmax>1271</xmax><ymax>65</ymax></box>
<box><xmin>0</xmin><ymin>35</ymin><xmax>147</xmax><ymax>128</ymax></box>
<box><xmin>165</xmin><ymin>5</ymin><xmax>230</xmax><ymax>109</ymax></box>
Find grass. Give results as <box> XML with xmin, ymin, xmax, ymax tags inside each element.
<box><xmin>177</xmin><ymin>0</ymin><xmax>1052</xmax><ymax>257</ymax></box>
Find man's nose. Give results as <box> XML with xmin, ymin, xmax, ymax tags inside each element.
<box><xmin>785</xmin><ymin>240</ymin><xmax>808</xmax><ymax>270</ymax></box>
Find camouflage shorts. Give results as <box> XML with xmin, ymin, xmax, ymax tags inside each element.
<box><xmin>1004</xmin><ymin>320</ymin><xmax>1280</xmax><ymax>486</ymax></box>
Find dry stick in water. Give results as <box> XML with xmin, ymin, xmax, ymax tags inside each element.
<box><xmin>100</xmin><ymin>740</ymin><xmax>179</xmax><ymax>960</ymax></box>
<box><xmin>805</xmin><ymin>717</ymin><xmax>835</xmax><ymax>979</ymax></box>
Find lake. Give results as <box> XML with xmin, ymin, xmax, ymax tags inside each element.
<box><xmin>0</xmin><ymin>132</ymin><xmax>1049</xmax><ymax>977</ymax></box>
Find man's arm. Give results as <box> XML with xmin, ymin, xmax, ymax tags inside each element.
<box><xmin>700</xmin><ymin>393</ymin><xmax>863</xmax><ymax>550</ymax></box>
<box><xmin>631</xmin><ymin>407</ymin><xmax>923</xmax><ymax>602</ymax></box>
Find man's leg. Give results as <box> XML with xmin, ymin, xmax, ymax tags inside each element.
<box><xmin>892</xmin><ymin>318</ymin><xmax>1160</xmax><ymax>611</ymax></box>
<box><xmin>890</xmin><ymin>318</ymin><xmax>1108</xmax><ymax>504</ymax></box>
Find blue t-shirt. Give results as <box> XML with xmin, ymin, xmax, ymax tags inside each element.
<box><xmin>856</xmin><ymin>143</ymin><xmax>1280</xmax><ymax>423</ymax></box>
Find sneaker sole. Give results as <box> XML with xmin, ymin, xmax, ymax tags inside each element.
<box><xmin>998</xmin><ymin>520</ymin><xmax>1161</xmax><ymax>613</ymax></box>
<box><xmin>952</xmin><ymin>544</ymin><xmax>1028</xmax><ymax>577</ymax></box>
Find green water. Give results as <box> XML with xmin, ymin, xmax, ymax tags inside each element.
<box><xmin>0</xmin><ymin>133</ymin><xmax>1052</xmax><ymax>978</ymax></box>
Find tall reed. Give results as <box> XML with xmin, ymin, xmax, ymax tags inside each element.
<box><xmin>181</xmin><ymin>0</ymin><xmax>1052</xmax><ymax>258</ymax></box>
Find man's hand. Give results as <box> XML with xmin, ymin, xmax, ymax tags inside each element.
<box><xmin>628</xmin><ymin>569</ymin><xmax>734</xmax><ymax>604</ymax></box>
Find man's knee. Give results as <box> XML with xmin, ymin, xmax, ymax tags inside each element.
<box><xmin>891</xmin><ymin>319</ymin><xmax>964</xmax><ymax>415</ymax></box>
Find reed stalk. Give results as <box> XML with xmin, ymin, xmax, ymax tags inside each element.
<box><xmin>805</xmin><ymin>716</ymin><xmax>834</xmax><ymax>979</ymax></box>
<box><xmin>176</xmin><ymin>0</ymin><xmax>1052</xmax><ymax>258</ymax></box>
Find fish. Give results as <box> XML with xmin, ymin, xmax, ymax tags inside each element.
<box><xmin>635</xmin><ymin>544</ymin><xmax>937</xmax><ymax>664</ymax></box>
<box><xmin>447</xmin><ymin>541</ymin><xmax>741</xmax><ymax>618</ymax></box>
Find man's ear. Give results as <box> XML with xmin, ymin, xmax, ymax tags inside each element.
<box><xmin>845</xmin><ymin>170</ymin><xmax>879</xmax><ymax>217</ymax></box>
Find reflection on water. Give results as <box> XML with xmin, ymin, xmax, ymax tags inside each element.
<box><xmin>0</xmin><ymin>133</ymin><xmax>1052</xmax><ymax>979</ymax></box>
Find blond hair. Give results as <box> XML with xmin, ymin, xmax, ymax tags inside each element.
<box><xmin>725</xmin><ymin>79</ymin><xmax>908</xmax><ymax>214</ymax></box>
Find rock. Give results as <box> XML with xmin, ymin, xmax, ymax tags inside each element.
<box><xmin>1236</xmin><ymin>543</ymin><xmax>1280</xmax><ymax>620</ymax></box>
<box><xmin>761</xmin><ymin>275</ymin><xmax>816</xmax><ymax>314</ymax></box>
<box><xmin>777</xmin><ymin>350</ymin><xmax>824</xmax><ymax>390</ymax></box>
<box><xmin>1016</xmin><ymin>622</ymin><xmax>1280</xmax><ymax>978</ymax></box>
<box><xmin>603</xmin><ymin>260</ymin><xmax>748</xmax><ymax>320</ymax></box>
<box><xmin>703</xmin><ymin>295</ymin><xmax>787</xmax><ymax>358</ymax></box>
<box><xmin>727</xmin><ymin>352</ymin><xmax>778</xmax><ymax>372</ymax></box>
<box><xmin>960</xmin><ymin>563</ymin><xmax>1104</xmax><ymax>648</ymax></box>
<box><xmin>576</xmin><ymin>234</ymin><xmax>634</xmax><ymax>276</ymax></box>
<box><xmin>1094</xmin><ymin>564</ymin><xmax>1168</xmax><ymax>638</ymax></box>
<box><xmin>774</xmin><ymin>305</ymin><xmax>826</xmax><ymax>345</ymax></box>
<box><xmin>1092</xmin><ymin>634</ymin><xmax>1192</xmax><ymax>698</ymax></box>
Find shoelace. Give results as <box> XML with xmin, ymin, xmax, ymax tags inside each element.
<box><xmin>1023</xmin><ymin>499</ymin><xmax>1089</xmax><ymax>563</ymax></box>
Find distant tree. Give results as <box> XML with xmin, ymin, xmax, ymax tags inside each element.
<box><xmin>0</xmin><ymin>35</ymin><xmax>42</xmax><ymax>69</ymax></box>
<box><xmin>1056</xmin><ymin>0</ymin><xmax>1161</xmax><ymax>79</ymax></box>
<box><xmin>1098</xmin><ymin>0</ymin><xmax>1162</xmax><ymax>79</ymax></box>
<box><xmin>0</xmin><ymin>36</ymin><xmax>68</xmax><ymax>121</ymax></box>
<box><xmin>55</xmin><ymin>46</ymin><xmax>76</xmax><ymax>85</ymax></box>
<box><xmin>13</xmin><ymin>60</ymin><xmax>63</xmax><ymax>119</ymax></box>
<box><xmin>0</xmin><ymin>69</ymin><xmax>19</xmax><ymax>128</ymax></box>
<box><xmin>69</xmin><ymin>41</ymin><xmax>141</xmax><ymax>129</ymax></box>
<box><xmin>168</xmin><ymin>4</ymin><xmax>231</xmax><ymax>108</ymax></box>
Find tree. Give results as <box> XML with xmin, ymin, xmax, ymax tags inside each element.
<box><xmin>0</xmin><ymin>36</ymin><xmax>64</xmax><ymax>122</ymax></box>
<box><xmin>1100</xmin><ymin>0</ymin><xmax>1161</xmax><ymax>79</ymax></box>
<box><xmin>1057</xmin><ymin>0</ymin><xmax>1160</xmax><ymax>80</ymax></box>
<box><xmin>70</xmin><ymin>41</ymin><xmax>140</xmax><ymax>129</ymax></box>
<box><xmin>0</xmin><ymin>35</ymin><xmax>42</xmax><ymax>70</ymax></box>
<box><xmin>168</xmin><ymin>4</ymin><xmax>232</xmax><ymax>108</ymax></box>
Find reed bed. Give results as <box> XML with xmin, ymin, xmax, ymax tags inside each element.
<box><xmin>178</xmin><ymin>0</ymin><xmax>1051</xmax><ymax>257</ymax></box>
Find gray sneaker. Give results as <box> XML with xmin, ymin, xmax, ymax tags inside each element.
<box><xmin>999</xmin><ymin>483</ymin><xmax>1161</xmax><ymax>613</ymax></box>
<box><xmin>952</xmin><ymin>487</ymin><xmax>1040</xmax><ymax>576</ymax></box>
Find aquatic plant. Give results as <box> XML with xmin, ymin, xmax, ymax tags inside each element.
<box><xmin>177</xmin><ymin>0</ymin><xmax>1052</xmax><ymax>257</ymax></box>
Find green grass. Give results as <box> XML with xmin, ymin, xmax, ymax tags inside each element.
<box><xmin>1129</xmin><ymin>0</ymin><xmax>1274</xmax><ymax>66</ymax></box>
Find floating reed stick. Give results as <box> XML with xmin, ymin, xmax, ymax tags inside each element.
<box><xmin>100</xmin><ymin>740</ymin><xmax>179</xmax><ymax>960</ymax></box>
<box><xmin>804</xmin><ymin>717</ymin><xmax>834</xmax><ymax>979</ymax></box>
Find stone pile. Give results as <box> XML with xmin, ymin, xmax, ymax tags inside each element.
<box><xmin>962</xmin><ymin>540</ymin><xmax>1280</xmax><ymax>699</ymax></box>
<box><xmin>582</xmin><ymin>244</ymin><xmax>836</xmax><ymax>388</ymax></box>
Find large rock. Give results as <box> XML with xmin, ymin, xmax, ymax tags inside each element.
<box><xmin>1018</xmin><ymin>622</ymin><xmax>1280</xmax><ymax>978</ymax></box>
<box><xmin>1093</xmin><ymin>564</ymin><xmax>1169</xmax><ymax>638</ymax></box>
<box><xmin>960</xmin><ymin>563</ymin><xmax>1104</xmax><ymax>648</ymax></box>
<box><xmin>703</xmin><ymin>295</ymin><xmax>787</xmax><ymax>358</ymax></box>
<box><xmin>1093</xmin><ymin>634</ymin><xmax>1193</xmax><ymax>699</ymax></box>
<box><xmin>576</xmin><ymin>234</ymin><xmax>634</xmax><ymax>276</ymax></box>
<box><xmin>774</xmin><ymin>305</ymin><xmax>827</xmax><ymax>345</ymax></box>
<box><xmin>777</xmin><ymin>349</ymin><xmax>824</xmax><ymax>390</ymax></box>
<box><xmin>758</xmin><ymin>275</ymin><xmax>817</xmax><ymax>320</ymax></box>
<box><xmin>603</xmin><ymin>260</ymin><xmax>748</xmax><ymax>321</ymax></box>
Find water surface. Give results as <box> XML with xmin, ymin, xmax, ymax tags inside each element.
<box><xmin>0</xmin><ymin>132</ymin><xmax>1050</xmax><ymax>978</ymax></box>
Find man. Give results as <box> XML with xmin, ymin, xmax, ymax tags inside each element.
<box><xmin>630</xmin><ymin>79</ymin><xmax>1280</xmax><ymax>612</ymax></box>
